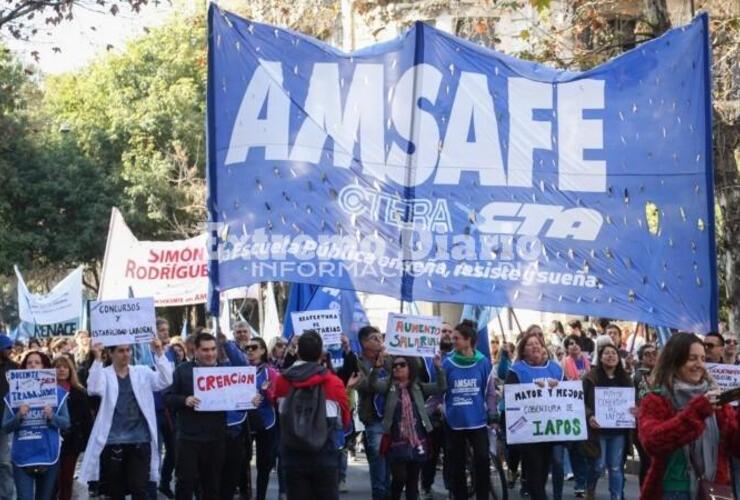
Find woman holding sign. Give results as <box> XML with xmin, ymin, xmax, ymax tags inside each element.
<box><xmin>639</xmin><ymin>332</ymin><xmax>740</xmax><ymax>500</ymax></box>
<box><xmin>224</xmin><ymin>336</ymin><xmax>278</xmax><ymax>500</ymax></box>
<box><xmin>369</xmin><ymin>353</ymin><xmax>446</xmax><ymax>500</ymax></box>
<box><xmin>505</xmin><ymin>326</ymin><xmax>564</xmax><ymax>500</ymax></box>
<box><xmin>582</xmin><ymin>344</ymin><xmax>635</xmax><ymax>500</ymax></box>
<box><xmin>1</xmin><ymin>351</ymin><xmax>70</xmax><ymax>500</ymax></box>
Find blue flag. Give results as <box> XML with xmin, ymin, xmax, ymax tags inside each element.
<box><xmin>656</xmin><ymin>326</ymin><xmax>673</xmax><ymax>349</ymax></box>
<box><xmin>282</xmin><ymin>283</ymin><xmax>319</xmax><ymax>340</ymax></box>
<box><xmin>283</xmin><ymin>284</ymin><xmax>368</xmax><ymax>355</ymax></box>
<box><xmin>207</xmin><ymin>6</ymin><xmax>717</xmax><ymax>333</ymax></box>
<box><xmin>460</xmin><ymin>304</ymin><xmax>496</xmax><ymax>359</ymax></box>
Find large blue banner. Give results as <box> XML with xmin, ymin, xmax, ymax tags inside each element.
<box><xmin>206</xmin><ymin>6</ymin><xmax>717</xmax><ymax>333</ymax></box>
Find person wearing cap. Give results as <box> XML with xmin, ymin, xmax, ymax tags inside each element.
<box><xmin>0</xmin><ymin>334</ymin><xmax>17</xmax><ymax>499</ymax></box>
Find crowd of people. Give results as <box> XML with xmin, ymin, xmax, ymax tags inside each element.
<box><xmin>0</xmin><ymin>317</ymin><xmax>740</xmax><ymax>500</ymax></box>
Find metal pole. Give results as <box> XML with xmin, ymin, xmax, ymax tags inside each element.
<box><xmin>510</xmin><ymin>307</ymin><xmax>523</xmax><ymax>334</ymax></box>
<box><xmin>495</xmin><ymin>308</ymin><xmax>507</xmax><ymax>344</ymax></box>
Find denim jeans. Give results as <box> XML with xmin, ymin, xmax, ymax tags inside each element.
<box><xmin>568</xmin><ymin>444</ymin><xmax>588</xmax><ymax>491</ymax></box>
<box><xmin>563</xmin><ymin>446</ymin><xmax>573</xmax><ymax>477</ymax></box>
<box><xmin>587</xmin><ymin>434</ymin><xmax>625</xmax><ymax>500</ymax></box>
<box><xmin>363</xmin><ymin>420</ymin><xmax>389</xmax><ymax>500</ymax></box>
<box><xmin>551</xmin><ymin>445</ymin><xmax>565</xmax><ymax>500</ymax></box>
<box><xmin>13</xmin><ymin>461</ymin><xmax>60</xmax><ymax>500</ymax></box>
<box><xmin>0</xmin><ymin>431</ymin><xmax>15</xmax><ymax>500</ymax></box>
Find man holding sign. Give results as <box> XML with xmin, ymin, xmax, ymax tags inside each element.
<box><xmin>165</xmin><ymin>332</ymin><xmax>227</xmax><ymax>500</ymax></box>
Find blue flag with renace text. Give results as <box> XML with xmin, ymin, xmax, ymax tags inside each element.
<box><xmin>206</xmin><ymin>5</ymin><xmax>717</xmax><ymax>333</ymax></box>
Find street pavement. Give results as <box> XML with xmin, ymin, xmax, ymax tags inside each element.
<box><xmin>70</xmin><ymin>451</ymin><xmax>640</xmax><ymax>499</ymax></box>
<box><xmin>254</xmin><ymin>453</ymin><xmax>641</xmax><ymax>500</ymax></box>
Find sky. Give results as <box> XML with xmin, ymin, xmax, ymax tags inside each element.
<box><xmin>2</xmin><ymin>1</ymin><xmax>183</xmax><ymax>75</ymax></box>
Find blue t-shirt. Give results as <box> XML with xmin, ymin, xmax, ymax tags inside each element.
<box><xmin>509</xmin><ymin>360</ymin><xmax>564</xmax><ymax>384</ymax></box>
<box><xmin>107</xmin><ymin>374</ymin><xmax>150</xmax><ymax>445</ymax></box>
<box><xmin>443</xmin><ymin>355</ymin><xmax>492</xmax><ymax>430</ymax></box>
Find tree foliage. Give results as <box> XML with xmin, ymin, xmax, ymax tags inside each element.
<box><xmin>0</xmin><ymin>0</ymin><xmax>152</xmax><ymax>39</ymax></box>
<box><xmin>42</xmin><ymin>12</ymin><xmax>207</xmax><ymax>239</ymax></box>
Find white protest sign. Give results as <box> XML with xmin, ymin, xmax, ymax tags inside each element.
<box><xmin>384</xmin><ymin>313</ymin><xmax>441</xmax><ymax>357</ymax></box>
<box><xmin>291</xmin><ymin>309</ymin><xmax>342</xmax><ymax>347</ymax></box>
<box><xmin>706</xmin><ymin>363</ymin><xmax>740</xmax><ymax>405</ymax></box>
<box><xmin>504</xmin><ymin>381</ymin><xmax>588</xmax><ymax>445</ymax></box>
<box><xmin>6</xmin><ymin>369</ymin><xmax>57</xmax><ymax>408</ymax></box>
<box><xmin>193</xmin><ymin>366</ymin><xmax>257</xmax><ymax>411</ymax></box>
<box><xmin>89</xmin><ymin>297</ymin><xmax>156</xmax><ymax>347</ymax></box>
<box><xmin>98</xmin><ymin>208</ymin><xmax>209</xmax><ymax>306</ymax></box>
<box><xmin>595</xmin><ymin>387</ymin><xmax>636</xmax><ymax>428</ymax></box>
<box><xmin>16</xmin><ymin>265</ymin><xmax>83</xmax><ymax>333</ymax></box>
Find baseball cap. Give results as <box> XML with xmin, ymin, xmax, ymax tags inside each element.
<box><xmin>0</xmin><ymin>335</ymin><xmax>12</xmax><ymax>351</ymax></box>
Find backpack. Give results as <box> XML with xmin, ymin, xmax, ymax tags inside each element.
<box><xmin>280</xmin><ymin>381</ymin><xmax>328</xmax><ymax>452</ymax></box>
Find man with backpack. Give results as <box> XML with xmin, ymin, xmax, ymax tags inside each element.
<box><xmin>274</xmin><ymin>330</ymin><xmax>351</xmax><ymax>500</ymax></box>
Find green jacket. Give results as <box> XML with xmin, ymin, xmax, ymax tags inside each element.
<box><xmin>369</xmin><ymin>363</ymin><xmax>447</xmax><ymax>433</ymax></box>
<box><xmin>355</xmin><ymin>354</ymin><xmax>392</xmax><ymax>425</ymax></box>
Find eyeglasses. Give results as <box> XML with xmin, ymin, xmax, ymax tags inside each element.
<box><xmin>235</xmin><ymin>330</ymin><xmax>249</xmax><ymax>334</ymax></box>
<box><xmin>392</xmin><ymin>362</ymin><xmax>408</xmax><ymax>369</ymax></box>
<box><xmin>246</xmin><ymin>345</ymin><xmax>260</xmax><ymax>351</ymax></box>
<box><xmin>275</xmin><ymin>343</ymin><xmax>287</xmax><ymax>348</ymax></box>
<box><xmin>643</xmin><ymin>351</ymin><xmax>657</xmax><ymax>357</ymax></box>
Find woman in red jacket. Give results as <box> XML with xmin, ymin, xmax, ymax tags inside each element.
<box><xmin>639</xmin><ymin>332</ymin><xmax>740</xmax><ymax>499</ymax></box>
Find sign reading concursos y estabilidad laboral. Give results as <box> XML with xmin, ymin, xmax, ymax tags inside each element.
<box><xmin>90</xmin><ymin>297</ymin><xmax>157</xmax><ymax>347</ymax></box>
<box><xmin>504</xmin><ymin>381</ymin><xmax>587</xmax><ymax>445</ymax></box>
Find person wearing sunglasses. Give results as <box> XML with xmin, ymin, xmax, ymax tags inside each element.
<box><xmin>223</xmin><ymin>337</ymin><xmax>278</xmax><ymax>500</ymax></box>
<box><xmin>722</xmin><ymin>334</ymin><xmax>739</xmax><ymax>366</ymax></box>
<box><xmin>633</xmin><ymin>343</ymin><xmax>658</xmax><ymax>487</ymax></box>
<box><xmin>369</xmin><ymin>353</ymin><xmax>445</xmax><ymax>500</ymax></box>
<box><xmin>269</xmin><ymin>338</ymin><xmax>289</xmax><ymax>370</ymax></box>
<box><xmin>335</xmin><ymin>325</ymin><xmax>391</xmax><ymax>500</ymax></box>
<box><xmin>703</xmin><ymin>332</ymin><xmax>726</xmax><ymax>364</ymax></box>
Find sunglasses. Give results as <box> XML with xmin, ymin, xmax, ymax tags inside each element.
<box><xmin>727</xmin><ymin>340</ymin><xmax>737</xmax><ymax>345</ymax></box>
<box><xmin>246</xmin><ymin>345</ymin><xmax>261</xmax><ymax>351</ymax></box>
<box><xmin>275</xmin><ymin>343</ymin><xmax>287</xmax><ymax>348</ymax></box>
<box><xmin>235</xmin><ymin>330</ymin><xmax>249</xmax><ymax>334</ymax></box>
<box><xmin>643</xmin><ymin>351</ymin><xmax>657</xmax><ymax>357</ymax></box>
<box><xmin>392</xmin><ymin>362</ymin><xmax>408</xmax><ymax>369</ymax></box>
<box><xmin>704</xmin><ymin>342</ymin><xmax>721</xmax><ymax>349</ymax></box>
<box><xmin>441</xmin><ymin>329</ymin><xmax>453</xmax><ymax>334</ymax></box>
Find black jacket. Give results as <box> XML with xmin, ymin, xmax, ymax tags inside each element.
<box><xmin>0</xmin><ymin>358</ymin><xmax>18</xmax><ymax>415</ymax></box>
<box><xmin>164</xmin><ymin>361</ymin><xmax>226</xmax><ymax>442</ymax></box>
<box><xmin>61</xmin><ymin>386</ymin><xmax>93</xmax><ymax>455</ymax></box>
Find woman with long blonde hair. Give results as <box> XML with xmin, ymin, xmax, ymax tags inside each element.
<box><xmin>53</xmin><ymin>356</ymin><xmax>93</xmax><ymax>500</ymax></box>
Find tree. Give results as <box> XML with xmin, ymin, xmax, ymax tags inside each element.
<box><xmin>1</xmin><ymin>0</ymin><xmax>152</xmax><ymax>39</ymax></box>
<box><xmin>42</xmin><ymin>12</ymin><xmax>207</xmax><ymax>239</ymax></box>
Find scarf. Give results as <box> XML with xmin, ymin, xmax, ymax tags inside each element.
<box><xmin>668</xmin><ymin>377</ymin><xmax>720</xmax><ymax>495</ymax></box>
<box><xmin>398</xmin><ymin>384</ymin><xmax>422</xmax><ymax>448</ymax></box>
<box><xmin>451</xmin><ymin>349</ymin><xmax>485</xmax><ymax>367</ymax></box>
<box><xmin>58</xmin><ymin>380</ymin><xmax>71</xmax><ymax>392</ymax></box>
<box><xmin>563</xmin><ymin>355</ymin><xmax>590</xmax><ymax>381</ymax></box>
